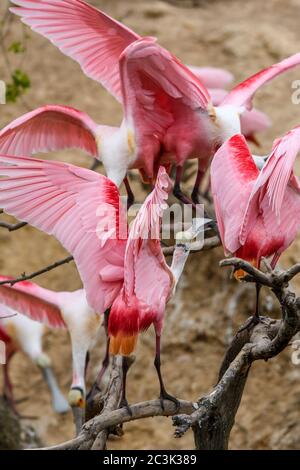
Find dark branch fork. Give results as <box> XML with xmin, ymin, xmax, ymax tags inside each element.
<box><xmin>172</xmin><ymin>258</ymin><xmax>300</xmax><ymax>449</ymax></box>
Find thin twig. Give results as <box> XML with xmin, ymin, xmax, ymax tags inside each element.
<box><xmin>0</xmin><ymin>220</ymin><xmax>28</xmax><ymax>232</ymax></box>
<box><xmin>0</xmin><ymin>256</ymin><xmax>74</xmax><ymax>286</ymax></box>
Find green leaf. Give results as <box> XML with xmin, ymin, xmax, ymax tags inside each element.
<box><xmin>8</xmin><ymin>41</ymin><xmax>26</xmax><ymax>54</ymax></box>
<box><xmin>5</xmin><ymin>69</ymin><xmax>31</xmax><ymax>103</ymax></box>
<box><xmin>12</xmin><ymin>69</ymin><xmax>31</xmax><ymax>89</ymax></box>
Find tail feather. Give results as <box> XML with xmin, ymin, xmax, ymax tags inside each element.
<box><xmin>108</xmin><ymin>294</ymin><xmax>155</xmax><ymax>355</ymax></box>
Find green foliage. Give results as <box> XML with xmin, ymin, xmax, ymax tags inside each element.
<box><xmin>8</xmin><ymin>41</ymin><xmax>26</xmax><ymax>54</ymax></box>
<box><xmin>6</xmin><ymin>69</ymin><xmax>31</xmax><ymax>103</ymax></box>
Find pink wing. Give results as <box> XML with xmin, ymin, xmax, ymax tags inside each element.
<box><xmin>188</xmin><ymin>66</ymin><xmax>234</xmax><ymax>89</ymax></box>
<box><xmin>210</xmin><ymin>134</ymin><xmax>259</xmax><ymax>254</ymax></box>
<box><xmin>120</xmin><ymin>37</ymin><xmax>211</xmax><ymax>176</ymax></box>
<box><xmin>124</xmin><ymin>166</ymin><xmax>173</xmax><ymax>310</ymax></box>
<box><xmin>0</xmin><ymin>276</ymin><xmax>65</xmax><ymax>328</ymax></box>
<box><xmin>223</xmin><ymin>52</ymin><xmax>300</xmax><ymax>109</ymax></box>
<box><xmin>10</xmin><ymin>0</ymin><xmax>140</xmax><ymax>102</ymax></box>
<box><xmin>0</xmin><ymin>105</ymin><xmax>106</xmax><ymax>158</ymax></box>
<box><xmin>208</xmin><ymin>88</ymin><xmax>228</xmax><ymax>106</ymax></box>
<box><xmin>241</xmin><ymin>126</ymin><xmax>300</xmax><ymax>243</ymax></box>
<box><xmin>109</xmin><ymin>167</ymin><xmax>173</xmax><ymax>345</ymax></box>
<box><xmin>239</xmin><ymin>108</ymin><xmax>271</xmax><ymax>139</ymax></box>
<box><xmin>0</xmin><ymin>155</ymin><xmax>127</xmax><ymax>313</ymax></box>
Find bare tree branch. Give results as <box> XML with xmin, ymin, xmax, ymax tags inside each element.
<box><xmin>172</xmin><ymin>259</ymin><xmax>300</xmax><ymax>449</ymax></box>
<box><xmin>220</xmin><ymin>257</ymin><xmax>300</xmax><ymax>288</ymax></box>
<box><xmin>38</xmin><ymin>399</ymin><xmax>196</xmax><ymax>450</ymax></box>
<box><xmin>0</xmin><ymin>256</ymin><xmax>74</xmax><ymax>286</ymax></box>
<box><xmin>0</xmin><ymin>220</ymin><xmax>28</xmax><ymax>232</ymax></box>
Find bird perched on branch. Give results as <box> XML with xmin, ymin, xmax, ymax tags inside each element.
<box><xmin>5</xmin><ymin>0</ymin><xmax>286</xmax><ymax>205</ymax></box>
<box><xmin>0</xmin><ymin>302</ymin><xmax>69</xmax><ymax>416</ymax></box>
<box><xmin>0</xmin><ymin>278</ymin><xmax>102</xmax><ymax>434</ymax></box>
<box><xmin>210</xmin><ymin>130</ymin><xmax>300</xmax><ymax>318</ymax></box>
<box><xmin>0</xmin><ymin>155</ymin><xmax>207</xmax><ymax>418</ymax></box>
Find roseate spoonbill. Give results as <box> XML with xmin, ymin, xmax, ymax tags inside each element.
<box><xmin>0</xmin><ymin>278</ymin><xmax>102</xmax><ymax>433</ymax></box>
<box><xmin>4</xmin><ymin>0</ymin><xmax>232</xmax><ymax>203</ymax></box>
<box><xmin>210</xmin><ymin>132</ymin><xmax>300</xmax><ymax>318</ymax></box>
<box><xmin>0</xmin><ymin>304</ymin><xmax>69</xmax><ymax>415</ymax></box>
<box><xmin>108</xmin><ymin>181</ymin><xmax>205</xmax><ymax>409</ymax></box>
<box><xmin>9</xmin><ymin>0</ymin><xmax>297</xmax><ymax>203</ymax></box>
<box><xmin>0</xmin><ymin>155</ymin><xmax>206</xmax><ymax>413</ymax></box>
<box><xmin>209</xmin><ymin>88</ymin><xmax>271</xmax><ymax>146</ymax></box>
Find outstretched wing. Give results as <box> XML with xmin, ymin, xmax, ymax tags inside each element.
<box><xmin>124</xmin><ymin>166</ymin><xmax>173</xmax><ymax>312</ymax></box>
<box><xmin>210</xmin><ymin>134</ymin><xmax>259</xmax><ymax>254</ymax></box>
<box><xmin>0</xmin><ymin>155</ymin><xmax>127</xmax><ymax>313</ymax></box>
<box><xmin>241</xmin><ymin>125</ymin><xmax>300</xmax><ymax>242</ymax></box>
<box><xmin>0</xmin><ymin>105</ymin><xmax>106</xmax><ymax>158</ymax></box>
<box><xmin>223</xmin><ymin>52</ymin><xmax>300</xmax><ymax>109</ymax></box>
<box><xmin>10</xmin><ymin>0</ymin><xmax>140</xmax><ymax>101</ymax></box>
<box><xmin>120</xmin><ymin>38</ymin><xmax>211</xmax><ymax>177</ymax></box>
<box><xmin>108</xmin><ymin>167</ymin><xmax>172</xmax><ymax>354</ymax></box>
<box><xmin>0</xmin><ymin>276</ymin><xmax>65</xmax><ymax>328</ymax></box>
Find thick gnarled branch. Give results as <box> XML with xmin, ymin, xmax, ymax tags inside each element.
<box><xmin>172</xmin><ymin>259</ymin><xmax>300</xmax><ymax>448</ymax></box>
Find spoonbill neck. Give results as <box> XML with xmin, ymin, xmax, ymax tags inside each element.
<box><xmin>214</xmin><ymin>105</ymin><xmax>242</xmax><ymax>141</ymax></box>
<box><xmin>170</xmin><ymin>241</ymin><xmax>192</xmax><ymax>291</ymax></box>
<box><xmin>100</xmin><ymin>122</ymin><xmax>136</xmax><ymax>187</ymax></box>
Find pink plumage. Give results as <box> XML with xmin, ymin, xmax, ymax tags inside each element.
<box><xmin>241</xmin><ymin>126</ymin><xmax>300</xmax><ymax>251</ymax></box>
<box><xmin>211</xmin><ymin>134</ymin><xmax>300</xmax><ymax>270</ymax></box>
<box><xmin>0</xmin><ymin>155</ymin><xmax>173</xmax><ymax>348</ymax></box>
<box><xmin>0</xmin><ymin>104</ymin><xmax>117</xmax><ymax>160</ymax></box>
<box><xmin>10</xmin><ymin>0</ymin><xmax>139</xmax><ymax>102</ymax></box>
<box><xmin>109</xmin><ymin>168</ymin><xmax>173</xmax><ymax>355</ymax></box>
<box><xmin>0</xmin><ymin>155</ymin><xmax>127</xmax><ymax>313</ymax></box>
<box><xmin>9</xmin><ymin>0</ymin><xmax>300</xmax><ymax>197</ymax></box>
<box><xmin>120</xmin><ymin>37</ymin><xmax>213</xmax><ymax>180</ymax></box>
<box><xmin>223</xmin><ymin>52</ymin><xmax>300</xmax><ymax>110</ymax></box>
<box><xmin>188</xmin><ymin>66</ymin><xmax>234</xmax><ymax>89</ymax></box>
<box><xmin>0</xmin><ymin>276</ymin><xmax>66</xmax><ymax>328</ymax></box>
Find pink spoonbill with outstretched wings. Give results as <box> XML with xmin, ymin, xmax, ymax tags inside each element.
<box><xmin>6</xmin><ymin>0</ymin><xmax>290</xmax><ymax>204</ymax></box>
<box><xmin>0</xmin><ymin>155</ymin><xmax>200</xmax><ymax>419</ymax></box>
<box><xmin>210</xmin><ymin>131</ymin><xmax>300</xmax><ymax>318</ymax></box>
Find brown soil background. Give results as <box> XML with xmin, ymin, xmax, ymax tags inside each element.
<box><xmin>1</xmin><ymin>0</ymin><xmax>300</xmax><ymax>450</ymax></box>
